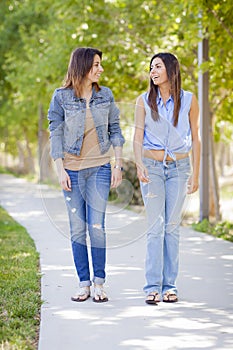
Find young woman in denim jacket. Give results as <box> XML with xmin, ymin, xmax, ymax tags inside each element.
<box><xmin>48</xmin><ymin>47</ymin><xmax>125</xmax><ymax>303</ymax></box>
<box><xmin>133</xmin><ymin>53</ymin><xmax>201</xmax><ymax>304</ymax></box>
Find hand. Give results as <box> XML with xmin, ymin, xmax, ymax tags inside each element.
<box><xmin>111</xmin><ymin>167</ymin><xmax>122</xmax><ymax>188</ymax></box>
<box><xmin>58</xmin><ymin>168</ymin><xmax>71</xmax><ymax>191</ymax></box>
<box><xmin>187</xmin><ymin>175</ymin><xmax>199</xmax><ymax>194</ymax></box>
<box><xmin>136</xmin><ymin>163</ymin><xmax>150</xmax><ymax>183</ymax></box>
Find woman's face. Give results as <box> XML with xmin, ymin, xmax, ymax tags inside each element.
<box><xmin>150</xmin><ymin>57</ymin><xmax>168</xmax><ymax>86</ymax></box>
<box><xmin>86</xmin><ymin>54</ymin><xmax>104</xmax><ymax>83</ymax></box>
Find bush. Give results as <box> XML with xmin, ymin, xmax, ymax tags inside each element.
<box><xmin>192</xmin><ymin>219</ymin><xmax>233</xmax><ymax>242</ymax></box>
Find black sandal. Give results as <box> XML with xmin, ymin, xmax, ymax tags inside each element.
<box><xmin>163</xmin><ymin>291</ymin><xmax>178</xmax><ymax>303</ymax></box>
<box><xmin>71</xmin><ymin>287</ymin><xmax>90</xmax><ymax>302</ymax></box>
<box><xmin>145</xmin><ymin>292</ymin><xmax>160</xmax><ymax>305</ymax></box>
<box><xmin>93</xmin><ymin>284</ymin><xmax>108</xmax><ymax>303</ymax></box>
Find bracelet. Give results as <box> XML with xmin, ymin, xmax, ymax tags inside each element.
<box><xmin>114</xmin><ymin>165</ymin><xmax>124</xmax><ymax>171</ymax></box>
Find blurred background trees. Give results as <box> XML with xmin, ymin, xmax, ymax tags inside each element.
<box><xmin>0</xmin><ymin>0</ymin><xmax>232</xmax><ymax>220</ymax></box>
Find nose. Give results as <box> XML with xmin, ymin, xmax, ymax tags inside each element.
<box><xmin>99</xmin><ymin>65</ymin><xmax>104</xmax><ymax>72</ymax></box>
<box><xmin>150</xmin><ymin>66</ymin><xmax>157</xmax><ymax>74</ymax></box>
<box><xmin>150</xmin><ymin>69</ymin><xmax>155</xmax><ymax>78</ymax></box>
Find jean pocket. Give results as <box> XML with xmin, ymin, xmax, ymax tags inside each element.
<box><xmin>142</xmin><ymin>157</ymin><xmax>154</xmax><ymax>167</ymax></box>
<box><xmin>176</xmin><ymin>158</ymin><xmax>191</xmax><ymax>178</ymax></box>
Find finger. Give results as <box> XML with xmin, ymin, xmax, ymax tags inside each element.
<box><xmin>67</xmin><ymin>176</ymin><xmax>71</xmax><ymax>189</ymax></box>
<box><xmin>111</xmin><ymin>175</ymin><xmax>116</xmax><ymax>188</ymax></box>
<box><xmin>187</xmin><ymin>184</ymin><xmax>197</xmax><ymax>194</ymax></box>
<box><xmin>140</xmin><ymin>175</ymin><xmax>150</xmax><ymax>183</ymax></box>
<box><xmin>115</xmin><ymin>179</ymin><xmax>122</xmax><ymax>188</ymax></box>
<box><xmin>111</xmin><ymin>182</ymin><xmax>118</xmax><ymax>188</ymax></box>
<box><xmin>112</xmin><ymin>175</ymin><xmax>122</xmax><ymax>188</ymax></box>
<box><xmin>192</xmin><ymin>185</ymin><xmax>198</xmax><ymax>193</ymax></box>
<box><xmin>62</xmin><ymin>180</ymin><xmax>71</xmax><ymax>191</ymax></box>
<box><xmin>137</xmin><ymin>170</ymin><xmax>148</xmax><ymax>181</ymax></box>
<box><xmin>66</xmin><ymin>184</ymin><xmax>72</xmax><ymax>191</ymax></box>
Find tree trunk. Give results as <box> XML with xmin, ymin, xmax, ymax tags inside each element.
<box><xmin>16</xmin><ymin>138</ymin><xmax>35</xmax><ymax>175</ymax></box>
<box><xmin>25</xmin><ymin>138</ymin><xmax>35</xmax><ymax>174</ymax></box>
<box><xmin>209</xmin><ymin>113</ymin><xmax>222</xmax><ymax>221</ymax></box>
<box><xmin>38</xmin><ymin>103</ymin><xmax>56</xmax><ymax>182</ymax></box>
<box><xmin>17</xmin><ymin>141</ymin><xmax>27</xmax><ymax>174</ymax></box>
<box><xmin>216</xmin><ymin>141</ymin><xmax>226</xmax><ymax>177</ymax></box>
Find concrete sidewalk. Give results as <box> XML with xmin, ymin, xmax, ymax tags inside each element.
<box><xmin>0</xmin><ymin>174</ymin><xmax>233</xmax><ymax>350</ymax></box>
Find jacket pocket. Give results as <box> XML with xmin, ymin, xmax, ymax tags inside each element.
<box><xmin>94</xmin><ymin>101</ymin><xmax>111</xmax><ymax>109</ymax></box>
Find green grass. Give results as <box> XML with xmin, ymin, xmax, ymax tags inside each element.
<box><xmin>0</xmin><ymin>165</ymin><xmax>13</xmax><ymax>175</ymax></box>
<box><xmin>192</xmin><ymin>218</ymin><xmax>233</xmax><ymax>242</ymax></box>
<box><xmin>0</xmin><ymin>207</ymin><xmax>41</xmax><ymax>350</ymax></box>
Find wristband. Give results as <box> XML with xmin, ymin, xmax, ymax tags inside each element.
<box><xmin>114</xmin><ymin>165</ymin><xmax>124</xmax><ymax>171</ymax></box>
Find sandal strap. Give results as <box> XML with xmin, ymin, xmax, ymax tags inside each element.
<box><xmin>148</xmin><ymin>291</ymin><xmax>159</xmax><ymax>296</ymax></box>
<box><xmin>94</xmin><ymin>285</ymin><xmax>107</xmax><ymax>299</ymax></box>
<box><xmin>78</xmin><ymin>286</ymin><xmax>90</xmax><ymax>296</ymax></box>
<box><xmin>164</xmin><ymin>291</ymin><xmax>177</xmax><ymax>297</ymax></box>
<box><xmin>163</xmin><ymin>291</ymin><xmax>178</xmax><ymax>301</ymax></box>
<box><xmin>147</xmin><ymin>292</ymin><xmax>160</xmax><ymax>301</ymax></box>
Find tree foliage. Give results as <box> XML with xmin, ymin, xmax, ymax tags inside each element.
<box><xmin>0</xmin><ymin>0</ymin><xmax>232</xmax><ymax>159</ymax></box>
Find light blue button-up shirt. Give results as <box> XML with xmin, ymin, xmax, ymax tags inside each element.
<box><xmin>142</xmin><ymin>89</ymin><xmax>193</xmax><ymax>165</ymax></box>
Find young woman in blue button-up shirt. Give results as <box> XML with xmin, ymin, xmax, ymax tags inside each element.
<box><xmin>133</xmin><ymin>52</ymin><xmax>201</xmax><ymax>304</ymax></box>
<box><xmin>48</xmin><ymin>47</ymin><xmax>125</xmax><ymax>303</ymax></box>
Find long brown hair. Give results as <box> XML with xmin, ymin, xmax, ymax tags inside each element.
<box><xmin>63</xmin><ymin>47</ymin><xmax>102</xmax><ymax>97</ymax></box>
<box><xmin>148</xmin><ymin>52</ymin><xmax>181</xmax><ymax>126</ymax></box>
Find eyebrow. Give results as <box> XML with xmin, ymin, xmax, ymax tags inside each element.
<box><xmin>151</xmin><ymin>63</ymin><xmax>162</xmax><ymax>68</ymax></box>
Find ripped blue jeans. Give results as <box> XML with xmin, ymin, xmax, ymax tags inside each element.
<box><xmin>63</xmin><ymin>163</ymin><xmax>111</xmax><ymax>288</ymax></box>
<box><xmin>140</xmin><ymin>157</ymin><xmax>191</xmax><ymax>296</ymax></box>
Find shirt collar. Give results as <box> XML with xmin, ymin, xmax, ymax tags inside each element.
<box><xmin>157</xmin><ymin>89</ymin><xmax>173</xmax><ymax>106</ymax></box>
<box><xmin>156</xmin><ymin>89</ymin><xmax>162</xmax><ymax>105</ymax></box>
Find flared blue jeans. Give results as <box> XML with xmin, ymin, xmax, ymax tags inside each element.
<box><xmin>140</xmin><ymin>157</ymin><xmax>191</xmax><ymax>296</ymax></box>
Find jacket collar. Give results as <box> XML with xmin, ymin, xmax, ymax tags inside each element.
<box><xmin>72</xmin><ymin>86</ymin><xmax>104</xmax><ymax>101</ymax></box>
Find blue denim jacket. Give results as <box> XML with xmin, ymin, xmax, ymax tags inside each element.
<box><xmin>48</xmin><ymin>86</ymin><xmax>125</xmax><ymax>160</ymax></box>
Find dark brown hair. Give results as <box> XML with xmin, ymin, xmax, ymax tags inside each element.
<box><xmin>148</xmin><ymin>52</ymin><xmax>181</xmax><ymax>126</ymax></box>
<box><xmin>63</xmin><ymin>47</ymin><xmax>102</xmax><ymax>97</ymax></box>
